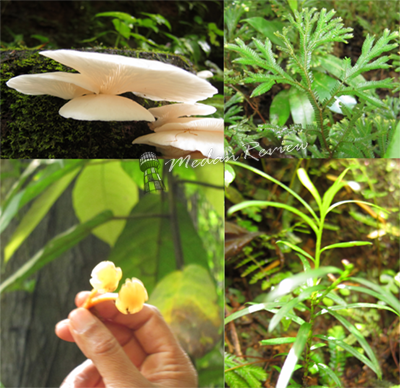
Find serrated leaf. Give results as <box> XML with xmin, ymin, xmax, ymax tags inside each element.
<box><xmin>251</xmin><ymin>81</ymin><xmax>275</xmax><ymax>97</ymax></box>
<box><xmin>243</xmin><ymin>18</ymin><xmax>286</xmax><ymax>46</ymax></box>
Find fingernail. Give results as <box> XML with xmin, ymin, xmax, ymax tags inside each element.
<box><xmin>69</xmin><ymin>308</ymin><xmax>96</xmax><ymax>334</ymax></box>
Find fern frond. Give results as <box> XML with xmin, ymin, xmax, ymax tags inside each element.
<box><xmin>344</xmin><ymin>29</ymin><xmax>399</xmax><ymax>82</ymax></box>
<box><xmin>225</xmin><ymin>353</ymin><xmax>267</xmax><ymax>388</ymax></box>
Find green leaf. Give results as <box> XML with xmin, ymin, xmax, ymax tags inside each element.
<box><xmin>316</xmin><ymin>302</ymin><xmax>399</xmax><ymax>317</ymax></box>
<box><xmin>0</xmin><ymin>211</ymin><xmax>113</xmax><ymax>294</ymax></box>
<box><xmin>277</xmin><ymin>241</ymin><xmax>315</xmax><ymax>262</ymax></box>
<box><xmin>109</xmin><ymin>194</ymin><xmax>209</xmax><ymax>295</ymax></box>
<box><xmin>316</xmin><ymin>363</ymin><xmax>343</xmax><ymax>388</ymax></box>
<box><xmin>265</xmin><ymin>267</ymin><xmax>342</xmax><ymax>302</ymax></box>
<box><xmin>348</xmin><ymin>277</ymin><xmax>400</xmax><ymax>314</ymax></box>
<box><xmin>95</xmin><ymin>11</ymin><xmax>136</xmax><ymax>23</ymax></box>
<box><xmin>225</xmin><ymin>302</ymin><xmax>283</xmax><ymax>325</ymax></box>
<box><xmin>72</xmin><ymin>161</ymin><xmax>139</xmax><ymax>247</ymax></box>
<box><xmin>0</xmin><ymin>160</ymin><xmax>86</xmax><ymax>234</ymax></box>
<box><xmin>227</xmin><ymin>161</ymin><xmax>319</xmax><ymax>224</ymax></box>
<box><xmin>316</xmin><ymin>334</ymin><xmax>379</xmax><ymax>378</ymax></box>
<box><xmin>320</xmin><ymin>168</ymin><xmax>349</xmax><ymax>216</ymax></box>
<box><xmin>327</xmin><ymin>310</ymin><xmax>382</xmax><ymax>378</ymax></box>
<box><xmin>384</xmin><ymin>121</ymin><xmax>400</xmax><ymax>158</ymax></box>
<box><xmin>250</xmin><ymin>81</ymin><xmax>275</xmax><ymax>97</ymax></box>
<box><xmin>4</xmin><ymin>168</ymin><xmax>80</xmax><ymax>263</ymax></box>
<box><xmin>270</xmin><ymin>89</ymin><xmax>291</xmax><ymax>126</ymax></box>
<box><xmin>320</xmin><ymin>241</ymin><xmax>372</xmax><ymax>253</ymax></box>
<box><xmin>112</xmin><ymin>19</ymin><xmax>131</xmax><ymax>39</ymax></box>
<box><xmin>261</xmin><ymin>337</ymin><xmax>296</xmax><ymax>345</ymax></box>
<box><xmin>269</xmin><ymin>285</ymin><xmax>325</xmax><ymax>332</ymax></box>
<box><xmin>149</xmin><ymin>264</ymin><xmax>221</xmax><ymax>358</ymax></box>
<box><xmin>297</xmin><ymin>168</ymin><xmax>321</xmax><ymax>208</ymax></box>
<box><xmin>225</xmin><ymin>164</ymin><xmax>236</xmax><ymax>187</ymax></box>
<box><xmin>277</xmin><ymin>322</ymin><xmax>311</xmax><ymax>388</ymax></box>
<box><xmin>312</xmin><ymin>72</ymin><xmax>339</xmax><ymax>102</ymax></box>
<box><xmin>243</xmin><ymin>18</ymin><xmax>286</xmax><ymax>46</ymax></box>
<box><xmin>327</xmin><ymin>200</ymin><xmax>389</xmax><ymax>215</ymax></box>
<box><xmin>289</xmin><ymin>87</ymin><xmax>315</xmax><ymax>127</ymax></box>
<box><xmin>287</xmin><ymin>0</ymin><xmax>298</xmax><ymax>13</ymax></box>
<box><xmin>228</xmin><ymin>201</ymin><xmax>319</xmax><ymax>234</ymax></box>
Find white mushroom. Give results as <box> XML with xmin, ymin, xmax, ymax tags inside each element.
<box><xmin>149</xmin><ymin>103</ymin><xmax>217</xmax><ymax>129</ymax></box>
<box><xmin>196</xmin><ymin>70</ymin><xmax>214</xmax><ymax>79</ymax></box>
<box><xmin>132</xmin><ymin>117</ymin><xmax>224</xmax><ymax>159</ymax></box>
<box><xmin>6</xmin><ymin>50</ymin><xmax>218</xmax><ymax>121</ymax></box>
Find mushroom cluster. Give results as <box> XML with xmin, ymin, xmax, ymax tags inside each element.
<box><xmin>6</xmin><ymin>50</ymin><xmax>217</xmax><ymax>121</ymax></box>
<box><xmin>132</xmin><ymin>103</ymin><xmax>224</xmax><ymax>159</ymax></box>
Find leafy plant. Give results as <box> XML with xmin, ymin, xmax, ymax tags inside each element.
<box><xmin>225</xmin><ymin>6</ymin><xmax>399</xmax><ymax>157</ymax></box>
<box><xmin>225</xmin><ymin>161</ymin><xmax>400</xmax><ymax>388</ymax></box>
<box><xmin>225</xmin><ymin>352</ymin><xmax>267</xmax><ymax>388</ymax></box>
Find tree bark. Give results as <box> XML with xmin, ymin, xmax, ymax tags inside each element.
<box><xmin>1</xmin><ymin>175</ymin><xmax>111</xmax><ymax>387</ymax></box>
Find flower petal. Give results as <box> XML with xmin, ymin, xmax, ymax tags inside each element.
<box><xmin>89</xmin><ymin>261</ymin><xmax>122</xmax><ymax>293</ymax></box>
<box><xmin>40</xmin><ymin>50</ymin><xmax>217</xmax><ymax>102</ymax></box>
<box><xmin>115</xmin><ymin>278</ymin><xmax>148</xmax><ymax>314</ymax></box>
<box><xmin>59</xmin><ymin>94</ymin><xmax>155</xmax><ymax>121</ymax></box>
<box><xmin>6</xmin><ymin>72</ymin><xmax>98</xmax><ymax>99</ymax></box>
<box><xmin>133</xmin><ymin>130</ymin><xmax>224</xmax><ymax>159</ymax></box>
<box><xmin>153</xmin><ymin>118</ymin><xmax>224</xmax><ymax>133</ymax></box>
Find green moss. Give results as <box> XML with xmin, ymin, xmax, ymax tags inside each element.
<box><xmin>1</xmin><ymin>49</ymin><xmax>193</xmax><ymax>158</ymax></box>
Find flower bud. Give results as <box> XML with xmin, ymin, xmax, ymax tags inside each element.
<box><xmin>89</xmin><ymin>261</ymin><xmax>122</xmax><ymax>293</ymax></box>
<box><xmin>115</xmin><ymin>278</ymin><xmax>148</xmax><ymax>314</ymax></box>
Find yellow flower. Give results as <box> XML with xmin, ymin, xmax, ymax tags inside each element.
<box><xmin>115</xmin><ymin>278</ymin><xmax>148</xmax><ymax>314</ymax></box>
<box><xmin>89</xmin><ymin>261</ymin><xmax>122</xmax><ymax>293</ymax></box>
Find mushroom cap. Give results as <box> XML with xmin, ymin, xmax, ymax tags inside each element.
<box><xmin>6</xmin><ymin>72</ymin><xmax>97</xmax><ymax>100</ymax></box>
<box><xmin>59</xmin><ymin>94</ymin><xmax>155</xmax><ymax>122</ymax></box>
<box><xmin>153</xmin><ymin>117</ymin><xmax>223</xmax><ymax>132</ymax></box>
<box><xmin>40</xmin><ymin>50</ymin><xmax>218</xmax><ymax>102</ymax></box>
<box><xmin>132</xmin><ymin>129</ymin><xmax>224</xmax><ymax>159</ymax></box>
<box><xmin>149</xmin><ymin>103</ymin><xmax>217</xmax><ymax>130</ymax></box>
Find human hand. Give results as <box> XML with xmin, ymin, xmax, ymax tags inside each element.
<box><xmin>55</xmin><ymin>291</ymin><xmax>197</xmax><ymax>388</ymax></box>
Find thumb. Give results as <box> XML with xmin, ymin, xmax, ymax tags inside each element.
<box><xmin>68</xmin><ymin>308</ymin><xmax>153</xmax><ymax>388</ymax></box>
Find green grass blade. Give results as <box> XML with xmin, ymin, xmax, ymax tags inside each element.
<box><xmin>316</xmin><ymin>302</ymin><xmax>399</xmax><ymax>317</ymax></box>
<box><xmin>278</xmin><ymin>241</ymin><xmax>315</xmax><ymax>262</ymax></box>
<box><xmin>261</xmin><ymin>337</ymin><xmax>296</xmax><ymax>345</ymax></box>
<box><xmin>227</xmin><ymin>161</ymin><xmax>320</xmax><ymax>224</ymax></box>
<box><xmin>228</xmin><ymin>201</ymin><xmax>319</xmax><ymax>234</ymax></box>
<box><xmin>327</xmin><ymin>200</ymin><xmax>389</xmax><ymax>215</ymax></box>
<box><xmin>320</xmin><ymin>241</ymin><xmax>372</xmax><ymax>253</ymax></box>
<box><xmin>321</xmin><ymin>168</ymin><xmax>349</xmax><ymax>216</ymax></box>
<box><xmin>277</xmin><ymin>322</ymin><xmax>312</xmax><ymax>388</ymax></box>
<box><xmin>316</xmin><ymin>334</ymin><xmax>380</xmax><ymax>378</ymax></box>
<box><xmin>225</xmin><ymin>302</ymin><xmax>283</xmax><ymax>324</ymax></box>
<box><xmin>327</xmin><ymin>310</ymin><xmax>382</xmax><ymax>378</ymax></box>
<box><xmin>316</xmin><ymin>363</ymin><xmax>343</xmax><ymax>387</ymax></box>
<box><xmin>348</xmin><ymin>277</ymin><xmax>400</xmax><ymax>314</ymax></box>
<box><xmin>297</xmin><ymin>168</ymin><xmax>321</xmax><ymax>209</ymax></box>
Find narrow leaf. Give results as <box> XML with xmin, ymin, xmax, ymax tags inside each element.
<box><xmin>320</xmin><ymin>241</ymin><xmax>372</xmax><ymax>253</ymax></box>
<box><xmin>321</xmin><ymin>168</ymin><xmax>350</xmax><ymax>216</ymax></box>
<box><xmin>225</xmin><ymin>302</ymin><xmax>283</xmax><ymax>325</ymax></box>
<box><xmin>297</xmin><ymin>168</ymin><xmax>321</xmax><ymax>208</ymax></box>
<box><xmin>265</xmin><ymin>267</ymin><xmax>342</xmax><ymax>302</ymax></box>
<box><xmin>277</xmin><ymin>241</ymin><xmax>315</xmax><ymax>262</ymax></box>
<box><xmin>277</xmin><ymin>322</ymin><xmax>311</xmax><ymax>388</ymax></box>
<box><xmin>317</xmin><ymin>302</ymin><xmax>399</xmax><ymax>317</ymax></box>
<box><xmin>316</xmin><ymin>363</ymin><xmax>343</xmax><ymax>387</ymax></box>
<box><xmin>327</xmin><ymin>310</ymin><xmax>382</xmax><ymax>378</ymax></box>
<box><xmin>261</xmin><ymin>337</ymin><xmax>296</xmax><ymax>345</ymax></box>
<box><xmin>0</xmin><ymin>211</ymin><xmax>114</xmax><ymax>294</ymax></box>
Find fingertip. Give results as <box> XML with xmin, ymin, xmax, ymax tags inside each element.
<box><xmin>75</xmin><ymin>291</ymin><xmax>92</xmax><ymax>307</ymax></box>
<box><xmin>55</xmin><ymin>319</ymin><xmax>75</xmax><ymax>342</ymax></box>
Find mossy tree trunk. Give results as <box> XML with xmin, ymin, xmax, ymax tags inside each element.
<box><xmin>1</xmin><ymin>49</ymin><xmax>192</xmax><ymax>159</ymax></box>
